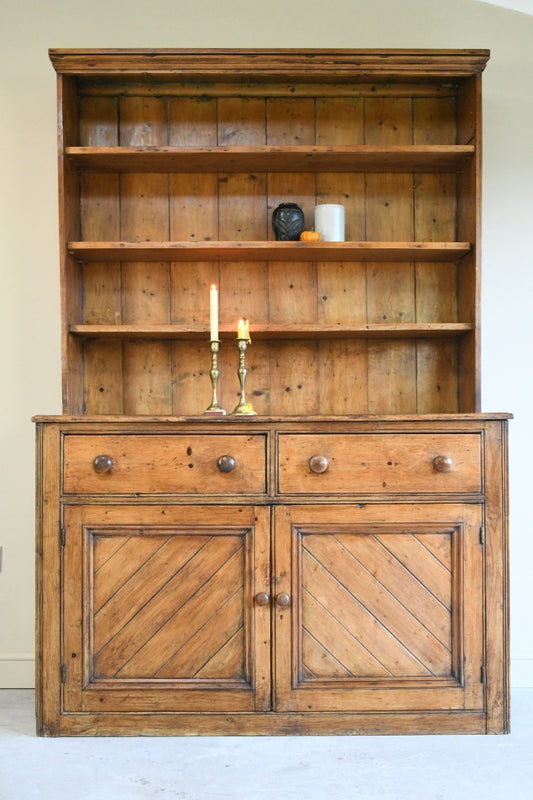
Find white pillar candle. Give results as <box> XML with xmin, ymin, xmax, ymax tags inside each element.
<box><xmin>237</xmin><ymin>319</ymin><xmax>246</xmax><ymax>339</ymax></box>
<box><xmin>210</xmin><ymin>285</ymin><xmax>218</xmax><ymax>341</ymax></box>
<box><xmin>314</xmin><ymin>204</ymin><xmax>345</xmax><ymax>242</ymax></box>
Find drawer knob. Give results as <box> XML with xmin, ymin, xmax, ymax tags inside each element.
<box><xmin>255</xmin><ymin>592</ymin><xmax>270</xmax><ymax>607</ymax></box>
<box><xmin>433</xmin><ymin>455</ymin><xmax>454</xmax><ymax>473</ymax></box>
<box><xmin>93</xmin><ymin>455</ymin><xmax>113</xmax><ymax>474</ymax></box>
<box><xmin>217</xmin><ymin>455</ymin><xmax>236</xmax><ymax>473</ymax></box>
<box><xmin>276</xmin><ymin>592</ymin><xmax>291</xmax><ymax>608</ymax></box>
<box><xmin>308</xmin><ymin>454</ymin><xmax>329</xmax><ymax>474</ymax></box>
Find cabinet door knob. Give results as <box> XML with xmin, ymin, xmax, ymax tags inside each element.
<box><xmin>217</xmin><ymin>455</ymin><xmax>236</xmax><ymax>473</ymax></box>
<box><xmin>255</xmin><ymin>592</ymin><xmax>270</xmax><ymax>607</ymax></box>
<box><xmin>433</xmin><ymin>455</ymin><xmax>453</xmax><ymax>473</ymax></box>
<box><xmin>93</xmin><ymin>455</ymin><xmax>113</xmax><ymax>474</ymax></box>
<box><xmin>308</xmin><ymin>454</ymin><xmax>329</xmax><ymax>474</ymax></box>
<box><xmin>276</xmin><ymin>592</ymin><xmax>291</xmax><ymax>608</ymax></box>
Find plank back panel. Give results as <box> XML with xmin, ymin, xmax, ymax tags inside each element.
<box><xmin>66</xmin><ymin>71</ymin><xmax>476</xmax><ymax>415</ymax></box>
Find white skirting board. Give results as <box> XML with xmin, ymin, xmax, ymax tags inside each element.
<box><xmin>0</xmin><ymin>654</ymin><xmax>35</xmax><ymax>688</ymax></box>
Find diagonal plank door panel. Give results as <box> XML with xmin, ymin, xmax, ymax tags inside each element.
<box><xmin>274</xmin><ymin>504</ymin><xmax>483</xmax><ymax>713</ymax></box>
<box><xmin>304</xmin><ymin>534</ymin><xmax>451</xmax><ymax>676</ymax></box>
<box><xmin>93</xmin><ymin>533</ymin><xmax>211</xmax><ymax>655</ymax></box>
<box><xmin>114</xmin><ymin>542</ymin><xmax>244</xmax><ymax>678</ymax></box>
<box><xmin>63</xmin><ymin>504</ymin><xmax>271</xmax><ymax>714</ymax></box>
<box><xmin>93</xmin><ymin>533</ymin><xmax>243</xmax><ymax>678</ymax></box>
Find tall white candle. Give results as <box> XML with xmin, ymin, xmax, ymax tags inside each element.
<box><xmin>315</xmin><ymin>204</ymin><xmax>345</xmax><ymax>242</ymax></box>
<box><xmin>210</xmin><ymin>285</ymin><xmax>218</xmax><ymax>341</ymax></box>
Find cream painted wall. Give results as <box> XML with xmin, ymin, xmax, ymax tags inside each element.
<box><xmin>1</xmin><ymin>0</ymin><xmax>532</xmax><ymax>689</ymax></box>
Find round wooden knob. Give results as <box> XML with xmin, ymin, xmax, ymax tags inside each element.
<box><xmin>433</xmin><ymin>455</ymin><xmax>453</xmax><ymax>473</ymax></box>
<box><xmin>308</xmin><ymin>455</ymin><xmax>329</xmax><ymax>474</ymax></box>
<box><xmin>255</xmin><ymin>592</ymin><xmax>270</xmax><ymax>607</ymax></box>
<box><xmin>276</xmin><ymin>593</ymin><xmax>291</xmax><ymax>608</ymax></box>
<box><xmin>93</xmin><ymin>455</ymin><xmax>113</xmax><ymax>474</ymax></box>
<box><xmin>217</xmin><ymin>455</ymin><xmax>236</xmax><ymax>473</ymax></box>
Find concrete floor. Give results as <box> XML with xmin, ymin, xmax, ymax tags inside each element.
<box><xmin>1</xmin><ymin>690</ymin><xmax>532</xmax><ymax>800</ymax></box>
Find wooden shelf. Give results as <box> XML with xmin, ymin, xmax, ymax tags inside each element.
<box><xmin>68</xmin><ymin>241</ymin><xmax>471</xmax><ymax>263</ymax></box>
<box><xmin>69</xmin><ymin>323</ymin><xmax>474</xmax><ymax>340</ymax></box>
<box><xmin>65</xmin><ymin>144</ymin><xmax>474</xmax><ymax>173</ymax></box>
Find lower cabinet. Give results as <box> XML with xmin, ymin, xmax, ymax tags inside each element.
<box><xmin>35</xmin><ymin>417</ymin><xmax>510</xmax><ymax>735</ymax></box>
<box><xmin>60</xmin><ymin>501</ymin><xmax>483</xmax><ymax>721</ymax></box>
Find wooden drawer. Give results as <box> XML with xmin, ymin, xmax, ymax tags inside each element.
<box><xmin>278</xmin><ymin>433</ymin><xmax>482</xmax><ymax>494</ymax></box>
<box><xmin>63</xmin><ymin>434</ymin><xmax>267</xmax><ymax>494</ymax></box>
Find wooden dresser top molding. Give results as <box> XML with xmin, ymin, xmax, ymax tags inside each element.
<box><xmin>48</xmin><ymin>48</ymin><xmax>491</xmax><ymax>79</ymax></box>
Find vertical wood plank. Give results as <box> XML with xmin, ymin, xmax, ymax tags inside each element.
<box><xmin>169</xmin><ymin>97</ymin><xmax>218</xmax><ymax>242</ymax></box>
<box><xmin>83</xmin><ymin>340</ymin><xmax>124</xmax><ymax>414</ymax></box>
<box><xmin>318</xmin><ymin>256</ymin><xmax>367</xmax><ymax>413</ymax></box>
<box><xmin>316</xmin><ymin>98</ymin><xmax>365</xmax><ymax>241</ymax></box>
<box><xmin>219</xmin><ymin>262</ymin><xmax>269</xmax><ymax>326</ymax></box>
<box><xmin>319</xmin><ymin>340</ymin><xmax>368</xmax><ymax>414</ymax></box>
<box><xmin>315</xmin><ymin>88</ymin><xmax>366</xmax><ymax>417</ymax></box>
<box><xmin>121</xmin><ymin>263</ymin><xmax>170</xmax><ymax>324</ymax></box>
<box><xmin>78</xmin><ymin>95</ymin><xmax>122</xmax><ymax>413</ymax></box>
<box><xmin>170</xmin><ymin>263</ymin><xmax>219</xmax><ymax>326</ymax></box>
<box><xmin>266</xmin><ymin>97</ymin><xmax>318</xmax><ymax>417</ymax></box>
<box><xmin>120</xmin><ymin>97</ymin><xmax>172</xmax><ymax>413</ymax></box>
<box><xmin>218</xmin><ymin>172</ymin><xmax>268</xmax><ymax>241</ymax></box>
<box><xmin>169</xmin><ymin>96</ymin><xmax>218</xmax><ymax>145</ymax></box>
<box><xmin>365</xmin><ymin>98</ymin><xmax>414</xmax><ymax>241</ymax></box>
<box><xmin>82</xmin><ymin>263</ymin><xmax>122</xmax><ymax>324</ymax></box>
<box><xmin>365</xmin><ymin>98</ymin><xmax>416</xmax><ymax>413</ymax></box>
<box><xmin>367</xmin><ymin>340</ymin><xmax>417</xmax><ymax>414</ymax></box>
<box><xmin>266</xmin><ymin>98</ymin><xmax>315</xmax><ymax>145</ymax></box>
<box><xmin>416</xmin><ymin>340</ymin><xmax>458</xmax><ymax>413</ymax></box>
<box><xmin>413</xmin><ymin>97</ymin><xmax>458</xmax><ymax>411</ymax></box>
<box><xmin>171</xmin><ymin>341</ymin><xmax>209</xmax><ymax>416</ymax></box>
<box><xmin>119</xmin><ymin>95</ymin><xmax>169</xmax><ymax>247</ymax></box>
<box><xmin>268</xmin><ymin>262</ymin><xmax>317</xmax><ymax>325</ymax></box>
<box><xmin>218</xmin><ymin>97</ymin><xmax>266</xmax><ymax>145</ymax></box>
<box><xmin>415</xmin><ymin>263</ymin><xmax>457</xmax><ymax>323</ymax></box>
<box><xmin>269</xmin><ymin>341</ymin><xmax>319</xmax><ymax>415</ymax></box>
<box><xmin>366</xmin><ymin>262</ymin><xmax>415</xmax><ymax>324</ymax></box>
<box><xmin>169</xmin><ymin>173</ymin><xmax>219</xmax><ymax>242</ymax></box>
<box><xmin>218</xmin><ymin>98</ymin><xmax>267</xmax><ymax>241</ymax></box>
<box><xmin>317</xmin><ymin>262</ymin><xmax>366</xmax><ymax>325</ymax></box>
<box><xmin>123</xmin><ymin>341</ymin><xmax>173</xmax><ymax>415</ymax></box>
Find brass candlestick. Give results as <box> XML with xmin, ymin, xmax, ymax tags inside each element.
<box><xmin>204</xmin><ymin>340</ymin><xmax>226</xmax><ymax>416</ymax></box>
<box><xmin>230</xmin><ymin>338</ymin><xmax>257</xmax><ymax>416</ymax></box>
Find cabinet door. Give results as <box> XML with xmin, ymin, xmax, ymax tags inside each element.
<box><xmin>273</xmin><ymin>504</ymin><xmax>483</xmax><ymax>713</ymax></box>
<box><xmin>62</xmin><ymin>504</ymin><xmax>271</xmax><ymax>714</ymax></box>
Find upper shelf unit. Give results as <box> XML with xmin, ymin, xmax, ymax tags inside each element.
<box><xmin>50</xmin><ymin>49</ymin><xmax>489</xmax><ymax>417</ymax></box>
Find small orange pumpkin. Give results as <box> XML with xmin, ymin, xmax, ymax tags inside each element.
<box><xmin>300</xmin><ymin>230</ymin><xmax>322</xmax><ymax>242</ymax></box>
